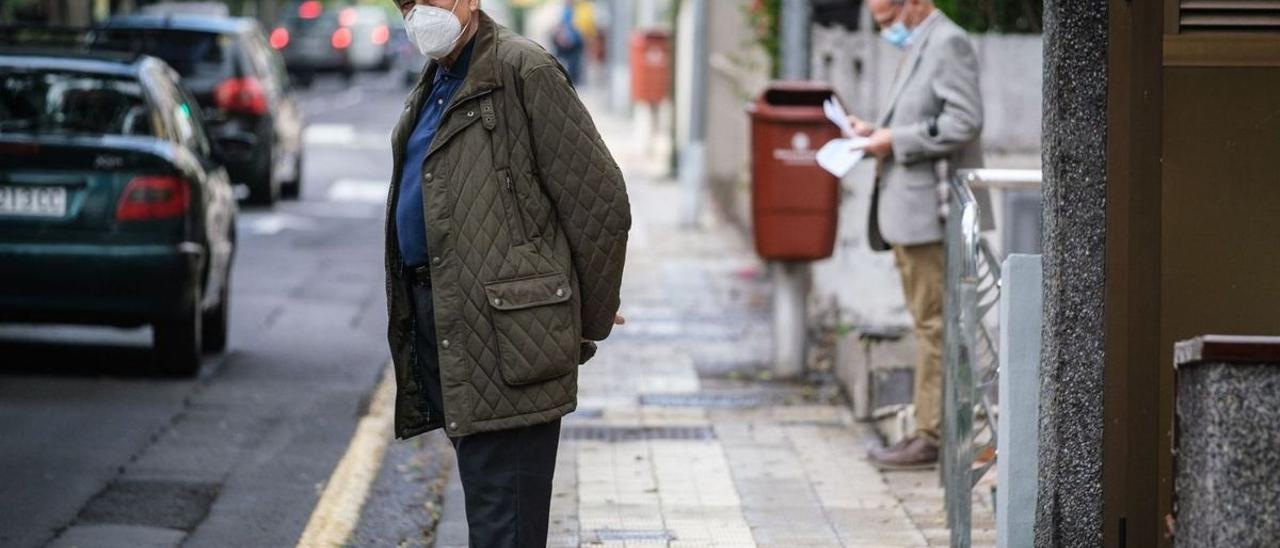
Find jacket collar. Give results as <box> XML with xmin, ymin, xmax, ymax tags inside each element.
<box><xmin>428</xmin><ymin>10</ymin><xmax>502</xmax><ymax>100</ymax></box>
<box><xmin>878</xmin><ymin>9</ymin><xmax>945</xmax><ymax>126</ymax></box>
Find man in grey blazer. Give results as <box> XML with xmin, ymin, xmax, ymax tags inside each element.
<box><xmin>850</xmin><ymin>0</ymin><xmax>983</xmax><ymax>469</ymax></box>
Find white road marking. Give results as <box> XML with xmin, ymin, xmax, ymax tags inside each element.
<box><xmin>302</xmin><ymin>124</ymin><xmax>388</xmax><ymax>150</ymax></box>
<box><xmin>240</xmin><ymin>213</ymin><xmax>319</xmax><ymax>235</ymax></box>
<box><xmin>302</xmin><ymin>124</ymin><xmax>356</xmax><ymax>146</ymax></box>
<box><xmin>327</xmin><ymin>179</ymin><xmax>389</xmax><ymax>205</ymax></box>
<box><xmin>298</xmin><ymin>201</ymin><xmax>384</xmax><ymax>219</ymax></box>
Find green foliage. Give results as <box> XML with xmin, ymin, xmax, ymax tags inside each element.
<box><xmin>934</xmin><ymin>0</ymin><xmax>1043</xmax><ymax>33</ymax></box>
<box><xmin>743</xmin><ymin>0</ymin><xmax>782</xmax><ymax>78</ymax></box>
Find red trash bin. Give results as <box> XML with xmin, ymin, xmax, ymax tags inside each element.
<box><xmin>629</xmin><ymin>29</ymin><xmax>671</xmax><ymax>105</ymax></box>
<box><xmin>747</xmin><ymin>82</ymin><xmax>842</xmax><ymax>261</ymax></box>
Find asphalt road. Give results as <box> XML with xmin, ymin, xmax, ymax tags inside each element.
<box><xmin>0</xmin><ymin>73</ymin><xmax>418</xmax><ymax>548</ymax></box>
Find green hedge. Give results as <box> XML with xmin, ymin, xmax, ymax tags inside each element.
<box><xmin>936</xmin><ymin>0</ymin><xmax>1043</xmax><ymax>33</ymax></box>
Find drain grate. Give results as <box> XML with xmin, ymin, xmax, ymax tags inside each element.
<box><xmin>641</xmin><ymin>391</ymin><xmax>778</xmax><ymax>408</ymax></box>
<box><xmin>77</xmin><ymin>479</ymin><xmax>220</xmax><ymax>531</ymax></box>
<box><xmin>589</xmin><ymin>529</ymin><xmax>676</xmax><ymax>541</ymax></box>
<box><xmin>640</xmin><ymin>389</ymin><xmax>837</xmax><ymax>408</ymax></box>
<box><xmin>561</xmin><ymin>424</ymin><xmax>715</xmax><ymax>442</ymax></box>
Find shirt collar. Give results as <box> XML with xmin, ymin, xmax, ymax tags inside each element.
<box><xmin>438</xmin><ymin>37</ymin><xmax>476</xmax><ymax>80</ymax></box>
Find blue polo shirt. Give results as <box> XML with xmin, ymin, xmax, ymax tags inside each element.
<box><xmin>396</xmin><ymin>39</ymin><xmax>475</xmax><ymax>267</ymax></box>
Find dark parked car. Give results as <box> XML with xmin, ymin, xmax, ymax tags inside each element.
<box><xmin>270</xmin><ymin>1</ymin><xmax>395</xmax><ymax>85</ymax></box>
<box><xmin>90</xmin><ymin>14</ymin><xmax>304</xmax><ymax>205</ymax></box>
<box><xmin>0</xmin><ymin>50</ymin><xmax>237</xmax><ymax>375</ymax></box>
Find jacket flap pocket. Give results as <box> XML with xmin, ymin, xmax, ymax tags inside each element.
<box><xmin>484</xmin><ymin>273</ymin><xmax>572</xmax><ymax>311</ymax></box>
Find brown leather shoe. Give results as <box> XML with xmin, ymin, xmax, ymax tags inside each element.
<box><xmin>868</xmin><ymin>436</ymin><xmax>939</xmax><ymax>471</ymax></box>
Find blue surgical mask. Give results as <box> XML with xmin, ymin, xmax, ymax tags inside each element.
<box><xmin>881</xmin><ymin>21</ymin><xmax>912</xmax><ymax>49</ymax></box>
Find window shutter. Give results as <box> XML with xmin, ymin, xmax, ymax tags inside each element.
<box><xmin>1180</xmin><ymin>1</ymin><xmax>1280</xmax><ymax>32</ymax></box>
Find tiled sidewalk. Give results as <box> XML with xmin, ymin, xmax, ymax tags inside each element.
<box><xmin>433</xmin><ymin>93</ymin><xmax>994</xmax><ymax>548</ymax></box>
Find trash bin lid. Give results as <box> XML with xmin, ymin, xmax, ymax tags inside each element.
<box><xmin>747</xmin><ymin>80</ymin><xmax>836</xmax><ymax>122</ymax></box>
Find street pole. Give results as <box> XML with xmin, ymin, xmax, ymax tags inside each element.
<box><xmin>607</xmin><ymin>0</ymin><xmax>633</xmax><ymax>115</ymax></box>
<box><xmin>772</xmin><ymin>0</ymin><xmax>813</xmax><ymax>378</ymax></box>
<box><xmin>677</xmin><ymin>0</ymin><xmax>707</xmax><ymax>228</ymax></box>
<box><xmin>780</xmin><ymin>0</ymin><xmax>812</xmax><ymax>80</ymax></box>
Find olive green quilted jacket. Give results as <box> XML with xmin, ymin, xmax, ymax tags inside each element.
<box><xmin>384</xmin><ymin>12</ymin><xmax>630</xmax><ymax>439</ymax></box>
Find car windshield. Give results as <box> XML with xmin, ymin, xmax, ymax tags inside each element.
<box><xmin>280</xmin><ymin>10</ymin><xmax>340</xmax><ymax>38</ymax></box>
<box><xmin>91</xmin><ymin>28</ymin><xmax>232</xmax><ymax>81</ymax></box>
<box><xmin>0</xmin><ymin>69</ymin><xmax>152</xmax><ymax>136</ymax></box>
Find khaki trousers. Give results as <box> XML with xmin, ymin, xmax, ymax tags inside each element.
<box><xmin>892</xmin><ymin>242</ymin><xmax>944</xmax><ymax>441</ymax></box>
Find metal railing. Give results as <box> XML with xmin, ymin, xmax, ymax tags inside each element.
<box><xmin>942</xmin><ymin>168</ymin><xmax>1042</xmax><ymax>547</ymax></box>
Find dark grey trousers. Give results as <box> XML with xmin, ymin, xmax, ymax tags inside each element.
<box><xmin>409</xmin><ymin>277</ymin><xmax>561</xmax><ymax>548</ymax></box>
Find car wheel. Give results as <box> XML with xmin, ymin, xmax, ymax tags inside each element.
<box><xmin>247</xmin><ymin>151</ymin><xmax>278</xmax><ymax>206</ymax></box>
<box><xmin>202</xmin><ymin>280</ymin><xmax>230</xmax><ymax>353</ymax></box>
<box><xmin>154</xmin><ymin>289</ymin><xmax>203</xmax><ymax>377</ymax></box>
<box><xmin>281</xmin><ymin>151</ymin><xmax>303</xmax><ymax>200</ymax></box>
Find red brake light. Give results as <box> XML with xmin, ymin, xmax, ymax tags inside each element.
<box><xmin>298</xmin><ymin>0</ymin><xmax>322</xmax><ymax>19</ymax></box>
<box><xmin>338</xmin><ymin>8</ymin><xmax>358</xmax><ymax>27</ymax></box>
<box><xmin>331</xmin><ymin>27</ymin><xmax>352</xmax><ymax>49</ymax></box>
<box><xmin>213</xmin><ymin>77</ymin><xmax>268</xmax><ymax>116</ymax></box>
<box><xmin>270</xmin><ymin>27</ymin><xmax>289</xmax><ymax>49</ymax></box>
<box><xmin>116</xmin><ymin>175</ymin><xmax>189</xmax><ymax>221</ymax></box>
<box><xmin>371</xmin><ymin>24</ymin><xmax>389</xmax><ymax>45</ymax></box>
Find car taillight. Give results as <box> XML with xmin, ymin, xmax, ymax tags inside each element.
<box><xmin>270</xmin><ymin>27</ymin><xmax>289</xmax><ymax>49</ymax></box>
<box><xmin>371</xmin><ymin>24</ymin><xmax>389</xmax><ymax>45</ymax></box>
<box><xmin>298</xmin><ymin>0</ymin><xmax>321</xmax><ymax>19</ymax></box>
<box><xmin>213</xmin><ymin>77</ymin><xmax>268</xmax><ymax>116</ymax></box>
<box><xmin>331</xmin><ymin>27</ymin><xmax>352</xmax><ymax>49</ymax></box>
<box><xmin>116</xmin><ymin>175</ymin><xmax>189</xmax><ymax>221</ymax></box>
<box><xmin>338</xmin><ymin>8</ymin><xmax>358</xmax><ymax>27</ymax></box>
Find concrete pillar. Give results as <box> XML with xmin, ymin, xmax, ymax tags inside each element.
<box><xmin>1034</xmin><ymin>0</ymin><xmax>1108</xmax><ymax>545</ymax></box>
<box><xmin>997</xmin><ymin>254</ymin><xmax>1042</xmax><ymax>548</ymax></box>
<box><xmin>1174</xmin><ymin>335</ymin><xmax>1280</xmax><ymax>547</ymax></box>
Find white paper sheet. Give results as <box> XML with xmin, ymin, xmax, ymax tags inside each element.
<box><xmin>823</xmin><ymin>97</ymin><xmax>857</xmax><ymax>138</ymax></box>
<box><xmin>816</xmin><ymin>137</ymin><xmax>868</xmax><ymax>178</ymax></box>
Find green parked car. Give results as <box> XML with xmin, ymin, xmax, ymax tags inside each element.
<box><xmin>0</xmin><ymin>49</ymin><xmax>237</xmax><ymax>376</ymax></box>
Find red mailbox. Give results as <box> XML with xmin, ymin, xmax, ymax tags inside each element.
<box><xmin>747</xmin><ymin>82</ymin><xmax>842</xmax><ymax>261</ymax></box>
<box><xmin>629</xmin><ymin>29</ymin><xmax>671</xmax><ymax>104</ymax></box>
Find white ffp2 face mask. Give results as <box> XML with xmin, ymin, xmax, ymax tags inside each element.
<box><xmin>405</xmin><ymin>1</ymin><xmax>466</xmax><ymax>60</ymax></box>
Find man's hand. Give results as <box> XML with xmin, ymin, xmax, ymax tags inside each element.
<box><xmin>862</xmin><ymin>128</ymin><xmax>893</xmax><ymax>158</ymax></box>
<box><xmin>846</xmin><ymin>115</ymin><xmax>875</xmax><ymax>137</ymax></box>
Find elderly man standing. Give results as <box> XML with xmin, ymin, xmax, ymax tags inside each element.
<box><xmin>850</xmin><ymin>0</ymin><xmax>983</xmax><ymax>470</ymax></box>
<box><xmin>385</xmin><ymin>0</ymin><xmax>630</xmax><ymax>546</ymax></box>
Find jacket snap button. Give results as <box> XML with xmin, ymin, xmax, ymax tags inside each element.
<box><xmin>424</xmin><ymin>173</ymin><xmax>433</xmax><ymax>181</ymax></box>
<box><xmin>493</xmin><ymin>297</ymin><xmax>502</xmax><ymax>306</ymax></box>
<box><xmin>449</xmin><ymin>422</ymin><xmax>457</xmax><ymax>430</ymax></box>
<box><xmin>432</xmin><ymin>256</ymin><xmax>441</xmax><ymax>265</ymax></box>
<box><xmin>441</xmin><ymin>339</ymin><xmax>450</xmax><ymax>349</ymax></box>
<box><xmin>467</xmin><ymin>111</ymin><xmax>475</xmax><ymax>117</ymax></box>
<box><xmin>555</xmin><ymin>288</ymin><xmax>564</xmax><ymax>297</ymax></box>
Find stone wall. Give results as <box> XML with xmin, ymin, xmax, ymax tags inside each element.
<box><xmin>1174</xmin><ymin>336</ymin><xmax>1280</xmax><ymax>547</ymax></box>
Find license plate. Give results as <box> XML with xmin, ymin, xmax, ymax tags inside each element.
<box><xmin>0</xmin><ymin>185</ymin><xmax>67</xmax><ymax>217</ymax></box>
